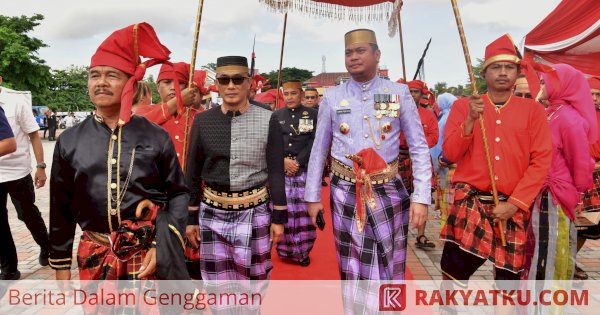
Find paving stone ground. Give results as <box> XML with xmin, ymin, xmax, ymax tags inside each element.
<box><xmin>6</xmin><ymin>133</ymin><xmax>600</xmax><ymax>281</ymax></box>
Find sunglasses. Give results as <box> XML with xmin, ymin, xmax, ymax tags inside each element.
<box><xmin>305</xmin><ymin>96</ymin><xmax>317</xmax><ymax>100</ymax></box>
<box><xmin>216</xmin><ymin>76</ymin><xmax>248</xmax><ymax>85</ymax></box>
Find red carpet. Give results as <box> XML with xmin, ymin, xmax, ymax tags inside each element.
<box><xmin>271</xmin><ymin>178</ymin><xmax>413</xmax><ymax>280</ymax></box>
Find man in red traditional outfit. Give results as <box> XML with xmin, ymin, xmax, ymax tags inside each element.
<box><xmin>135</xmin><ymin>62</ymin><xmax>198</xmax><ymax>165</ymax></box>
<box><xmin>400</xmin><ymin>80</ymin><xmax>439</xmax><ymax>249</ymax></box>
<box><xmin>440</xmin><ymin>34</ymin><xmax>552</xmax><ymax>292</ymax></box>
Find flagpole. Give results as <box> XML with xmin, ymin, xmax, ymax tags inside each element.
<box><xmin>450</xmin><ymin>0</ymin><xmax>506</xmax><ymax>246</ymax></box>
<box><xmin>275</xmin><ymin>12</ymin><xmax>288</xmax><ymax>109</ymax></box>
<box><xmin>182</xmin><ymin>0</ymin><xmax>205</xmax><ymax>174</ymax></box>
<box><xmin>398</xmin><ymin>11</ymin><xmax>406</xmax><ymax>80</ymax></box>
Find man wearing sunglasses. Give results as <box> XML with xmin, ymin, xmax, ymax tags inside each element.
<box><xmin>272</xmin><ymin>80</ymin><xmax>318</xmax><ymax>267</ymax></box>
<box><xmin>304</xmin><ymin>87</ymin><xmax>320</xmax><ymax>110</ymax></box>
<box><xmin>186</xmin><ymin>56</ymin><xmax>287</xmax><ymax>280</ymax></box>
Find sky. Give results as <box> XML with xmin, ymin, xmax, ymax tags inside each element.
<box><xmin>2</xmin><ymin>0</ymin><xmax>561</xmax><ymax>87</ymax></box>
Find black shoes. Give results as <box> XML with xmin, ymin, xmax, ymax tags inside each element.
<box><xmin>299</xmin><ymin>257</ymin><xmax>311</xmax><ymax>267</ymax></box>
<box><xmin>0</xmin><ymin>270</ymin><xmax>21</xmax><ymax>280</ymax></box>
<box><xmin>39</xmin><ymin>248</ymin><xmax>49</xmax><ymax>266</ymax></box>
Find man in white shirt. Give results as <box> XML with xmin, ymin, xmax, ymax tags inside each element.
<box><xmin>0</xmin><ymin>76</ymin><xmax>50</xmax><ymax>280</ymax></box>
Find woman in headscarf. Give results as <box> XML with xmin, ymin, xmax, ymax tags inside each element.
<box><xmin>523</xmin><ymin>64</ymin><xmax>596</xmax><ymax>286</ymax></box>
<box><xmin>430</xmin><ymin>93</ymin><xmax>457</xmax><ymax>226</ymax></box>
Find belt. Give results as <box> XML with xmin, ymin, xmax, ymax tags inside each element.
<box><xmin>331</xmin><ymin>158</ymin><xmax>398</xmax><ymax>185</ymax></box>
<box><xmin>202</xmin><ymin>186</ymin><xmax>269</xmax><ymax>210</ymax></box>
<box><xmin>475</xmin><ymin>193</ymin><xmax>509</xmax><ymax>204</ymax></box>
<box><xmin>398</xmin><ymin>148</ymin><xmax>409</xmax><ymax>155</ymax></box>
<box><xmin>85</xmin><ymin>230</ymin><xmax>111</xmax><ymax>247</ymax></box>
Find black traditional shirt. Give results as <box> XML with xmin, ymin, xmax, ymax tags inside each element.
<box><xmin>272</xmin><ymin>105</ymin><xmax>318</xmax><ymax>170</ymax></box>
<box><xmin>49</xmin><ymin>115</ymin><xmax>189</xmax><ymax>277</ymax></box>
<box><xmin>186</xmin><ymin>105</ymin><xmax>286</xmax><ymax>210</ymax></box>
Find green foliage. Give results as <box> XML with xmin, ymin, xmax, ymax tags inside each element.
<box><xmin>261</xmin><ymin>67</ymin><xmax>314</xmax><ymax>89</ymax></box>
<box><xmin>464</xmin><ymin>58</ymin><xmax>487</xmax><ymax>95</ymax></box>
<box><xmin>0</xmin><ymin>14</ymin><xmax>52</xmax><ymax>105</ymax></box>
<box><xmin>146</xmin><ymin>75</ymin><xmax>161</xmax><ymax>104</ymax></box>
<box><xmin>432</xmin><ymin>58</ymin><xmax>485</xmax><ymax>97</ymax></box>
<box><xmin>432</xmin><ymin>81</ymin><xmax>466</xmax><ymax>97</ymax></box>
<box><xmin>44</xmin><ymin>65</ymin><xmax>94</xmax><ymax>112</ymax></box>
<box><xmin>203</xmin><ymin>62</ymin><xmax>217</xmax><ymax>72</ymax></box>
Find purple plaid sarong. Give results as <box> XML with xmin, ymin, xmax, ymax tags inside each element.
<box><xmin>330</xmin><ymin>174</ymin><xmax>410</xmax><ymax>280</ymax></box>
<box><xmin>198</xmin><ymin>202</ymin><xmax>272</xmax><ymax>280</ymax></box>
<box><xmin>276</xmin><ymin>171</ymin><xmax>317</xmax><ymax>262</ymax></box>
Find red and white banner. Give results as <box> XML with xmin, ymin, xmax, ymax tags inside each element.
<box><xmin>524</xmin><ymin>0</ymin><xmax>600</xmax><ymax>76</ymax></box>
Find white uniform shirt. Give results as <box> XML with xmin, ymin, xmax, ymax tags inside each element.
<box><xmin>0</xmin><ymin>87</ymin><xmax>39</xmax><ymax>183</ymax></box>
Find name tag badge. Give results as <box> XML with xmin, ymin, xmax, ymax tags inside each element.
<box><xmin>336</xmin><ymin>109</ymin><xmax>351</xmax><ymax>115</ymax></box>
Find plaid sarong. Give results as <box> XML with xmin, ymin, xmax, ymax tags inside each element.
<box><xmin>330</xmin><ymin>175</ymin><xmax>410</xmax><ymax>280</ymax></box>
<box><xmin>199</xmin><ymin>202</ymin><xmax>272</xmax><ymax>280</ymax></box>
<box><xmin>523</xmin><ymin>189</ymin><xmax>576</xmax><ymax>281</ymax></box>
<box><xmin>398</xmin><ymin>151</ymin><xmax>437</xmax><ymax>194</ymax></box>
<box><xmin>440</xmin><ymin>183</ymin><xmax>528</xmax><ymax>274</ymax></box>
<box><xmin>77</xmin><ymin>231</ymin><xmax>157</xmax><ymax>315</ymax></box>
<box><xmin>398</xmin><ymin>151</ymin><xmax>413</xmax><ymax>193</ymax></box>
<box><xmin>582</xmin><ymin>168</ymin><xmax>600</xmax><ymax>212</ymax></box>
<box><xmin>77</xmin><ymin>230</ymin><xmax>154</xmax><ymax>280</ymax></box>
<box><xmin>276</xmin><ymin>171</ymin><xmax>316</xmax><ymax>262</ymax></box>
<box><xmin>579</xmin><ymin>169</ymin><xmax>600</xmax><ymax>239</ymax></box>
<box><xmin>438</xmin><ymin>165</ymin><xmax>456</xmax><ymax>227</ymax></box>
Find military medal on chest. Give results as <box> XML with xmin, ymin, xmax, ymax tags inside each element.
<box><xmin>298</xmin><ymin>111</ymin><xmax>314</xmax><ymax>133</ymax></box>
<box><xmin>363</xmin><ymin>93</ymin><xmax>400</xmax><ymax>149</ymax></box>
<box><xmin>291</xmin><ymin>111</ymin><xmax>314</xmax><ymax>135</ymax></box>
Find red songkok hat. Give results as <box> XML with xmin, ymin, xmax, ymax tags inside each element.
<box><xmin>192</xmin><ymin>70</ymin><xmax>208</xmax><ymax>94</ymax></box>
<box><xmin>483</xmin><ymin>34</ymin><xmax>559</xmax><ymax>100</ymax></box>
<box><xmin>157</xmin><ymin>62</ymin><xmax>190</xmax><ymax>85</ymax></box>
<box><xmin>407</xmin><ymin>80</ymin><xmax>426</xmax><ymax>94</ymax></box>
<box><xmin>90</xmin><ymin>22</ymin><xmax>171</xmax><ymax>126</ymax></box>
<box><xmin>588</xmin><ymin>76</ymin><xmax>600</xmax><ymax>90</ymax></box>
<box><xmin>482</xmin><ymin>34</ymin><xmax>520</xmax><ymax>70</ymax></box>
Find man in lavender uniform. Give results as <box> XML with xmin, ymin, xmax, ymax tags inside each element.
<box><xmin>305</xmin><ymin>28</ymin><xmax>431</xmax><ymax>280</ymax></box>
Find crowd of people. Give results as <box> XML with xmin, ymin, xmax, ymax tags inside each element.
<box><xmin>0</xmin><ymin>20</ymin><xmax>598</xmax><ymax>313</ymax></box>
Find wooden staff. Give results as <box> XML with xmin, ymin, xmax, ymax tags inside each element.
<box><xmin>275</xmin><ymin>12</ymin><xmax>288</xmax><ymax>109</ymax></box>
<box><xmin>182</xmin><ymin>0</ymin><xmax>205</xmax><ymax>173</ymax></box>
<box><xmin>450</xmin><ymin>0</ymin><xmax>506</xmax><ymax>246</ymax></box>
<box><xmin>398</xmin><ymin>11</ymin><xmax>407</xmax><ymax>80</ymax></box>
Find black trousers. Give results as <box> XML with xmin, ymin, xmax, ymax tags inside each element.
<box><xmin>48</xmin><ymin>126</ymin><xmax>57</xmax><ymax>140</ymax></box>
<box><xmin>0</xmin><ymin>174</ymin><xmax>50</xmax><ymax>273</ymax></box>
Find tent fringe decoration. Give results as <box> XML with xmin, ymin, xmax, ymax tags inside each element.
<box><xmin>259</xmin><ymin>0</ymin><xmax>401</xmax><ymax>28</ymax></box>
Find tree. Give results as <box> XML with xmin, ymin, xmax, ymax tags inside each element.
<box><xmin>202</xmin><ymin>62</ymin><xmax>217</xmax><ymax>72</ymax></box>
<box><xmin>44</xmin><ymin>65</ymin><xmax>94</xmax><ymax>112</ymax></box>
<box><xmin>261</xmin><ymin>67</ymin><xmax>314</xmax><ymax>89</ymax></box>
<box><xmin>146</xmin><ymin>75</ymin><xmax>162</xmax><ymax>104</ymax></box>
<box><xmin>464</xmin><ymin>58</ymin><xmax>487</xmax><ymax>95</ymax></box>
<box><xmin>0</xmin><ymin>14</ymin><xmax>52</xmax><ymax>105</ymax></box>
<box><xmin>433</xmin><ymin>82</ymin><xmax>448</xmax><ymax>95</ymax></box>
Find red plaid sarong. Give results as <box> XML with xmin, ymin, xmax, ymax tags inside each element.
<box><xmin>398</xmin><ymin>150</ymin><xmax>437</xmax><ymax>194</ymax></box>
<box><xmin>439</xmin><ymin>183</ymin><xmax>528</xmax><ymax>273</ymax></box>
<box><xmin>77</xmin><ymin>230</ymin><xmax>155</xmax><ymax>280</ymax></box>
<box><xmin>398</xmin><ymin>151</ymin><xmax>413</xmax><ymax>193</ymax></box>
<box><xmin>582</xmin><ymin>168</ymin><xmax>600</xmax><ymax>212</ymax></box>
<box><xmin>77</xmin><ymin>231</ymin><xmax>158</xmax><ymax>315</ymax></box>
